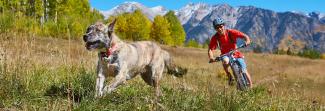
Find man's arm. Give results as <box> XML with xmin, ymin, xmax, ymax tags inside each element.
<box><xmin>231</xmin><ymin>29</ymin><xmax>251</xmax><ymax>46</ymax></box>
<box><xmin>208</xmin><ymin>48</ymin><xmax>215</xmax><ymax>63</ymax></box>
<box><xmin>242</xmin><ymin>33</ymin><xmax>251</xmax><ymax>46</ymax></box>
<box><xmin>208</xmin><ymin>35</ymin><xmax>217</xmax><ymax>63</ymax></box>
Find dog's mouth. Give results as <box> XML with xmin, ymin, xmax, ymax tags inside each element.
<box><xmin>85</xmin><ymin>40</ymin><xmax>102</xmax><ymax>50</ymax></box>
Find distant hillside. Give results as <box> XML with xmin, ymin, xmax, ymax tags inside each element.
<box><xmin>180</xmin><ymin>4</ymin><xmax>325</xmax><ymax>53</ymax></box>
<box><xmin>101</xmin><ymin>2</ymin><xmax>325</xmax><ymax>53</ymax></box>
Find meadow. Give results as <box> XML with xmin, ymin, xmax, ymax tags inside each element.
<box><xmin>0</xmin><ymin>33</ymin><xmax>324</xmax><ymax>110</ymax></box>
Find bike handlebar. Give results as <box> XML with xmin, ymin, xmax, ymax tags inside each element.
<box><xmin>209</xmin><ymin>44</ymin><xmax>248</xmax><ymax>63</ymax></box>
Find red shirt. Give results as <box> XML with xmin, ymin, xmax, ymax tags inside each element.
<box><xmin>209</xmin><ymin>29</ymin><xmax>245</xmax><ymax>58</ymax></box>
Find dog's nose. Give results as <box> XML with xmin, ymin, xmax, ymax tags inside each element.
<box><xmin>83</xmin><ymin>35</ymin><xmax>88</xmax><ymax>42</ymax></box>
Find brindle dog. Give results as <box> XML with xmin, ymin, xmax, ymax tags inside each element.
<box><xmin>83</xmin><ymin>19</ymin><xmax>186</xmax><ymax>97</ymax></box>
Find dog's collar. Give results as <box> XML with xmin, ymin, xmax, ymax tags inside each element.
<box><xmin>100</xmin><ymin>44</ymin><xmax>117</xmax><ymax>59</ymax></box>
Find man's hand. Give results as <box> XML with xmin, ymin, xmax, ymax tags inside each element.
<box><xmin>209</xmin><ymin>58</ymin><xmax>216</xmax><ymax>63</ymax></box>
<box><xmin>244</xmin><ymin>41</ymin><xmax>250</xmax><ymax>47</ymax></box>
<box><xmin>243</xmin><ymin>34</ymin><xmax>251</xmax><ymax>47</ymax></box>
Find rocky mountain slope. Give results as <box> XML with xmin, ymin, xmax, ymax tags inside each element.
<box><xmin>100</xmin><ymin>2</ymin><xmax>325</xmax><ymax>52</ymax></box>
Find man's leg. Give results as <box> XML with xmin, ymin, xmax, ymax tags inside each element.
<box><xmin>222</xmin><ymin>56</ymin><xmax>234</xmax><ymax>85</ymax></box>
<box><xmin>222</xmin><ymin>63</ymin><xmax>234</xmax><ymax>86</ymax></box>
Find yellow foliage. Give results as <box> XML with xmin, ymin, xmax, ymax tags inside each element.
<box><xmin>151</xmin><ymin>15</ymin><xmax>172</xmax><ymax>45</ymax></box>
<box><xmin>113</xmin><ymin>10</ymin><xmax>151</xmax><ymax>41</ymax></box>
<box><xmin>321</xmin><ymin>53</ymin><xmax>325</xmax><ymax>60</ymax></box>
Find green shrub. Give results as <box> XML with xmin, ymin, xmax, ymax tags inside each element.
<box><xmin>186</xmin><ymin>39</ymin><xmax>200</xmax><ymax>48</ymax></box>
<box><xmin>274</xmin><ymin>49</ymin><xmax>287</xmax><ymax>55</ymax></box>
<box><xmin>0</xmin><ymin>12</ymin><xmax>14</xmax><ymax>33</ymax></box>
<box><xmin>298</xmin><ymin>49</ymin><xmax>321</xmax><ymax>59</ymax></box>
<box><xmin>253</xmin><ymin>45</ymin><xmax>263</xmax><ymax>53</ymax></box>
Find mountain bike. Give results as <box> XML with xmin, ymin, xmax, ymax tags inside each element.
<box><xmin>212</xmin><ymin>44</ymin><xmax>250</xmax><ymax>90</ymax></box>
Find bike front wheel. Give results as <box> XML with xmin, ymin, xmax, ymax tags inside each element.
<box><xmin>231</xmin><ymin>62</ymin><xmax>249</xmax><ymax>91</ymax></box>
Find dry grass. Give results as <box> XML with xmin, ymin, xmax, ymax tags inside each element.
<box><xmin>1</xmin><ymin>33</ymin><xmax>324</xmax><ymax>110</ymax></box>
<box><xmin>163</xmin><ymin>46</ymin><xmax>325</xmax><ymax>102</ymax></box>
<box><xmin>0</xmin><ymin>33</ymin><xmax>96</xmax><ymax>70</ymax></box>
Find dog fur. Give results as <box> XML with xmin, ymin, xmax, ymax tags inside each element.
<box><xmin>83</xmin><ymin>20</ymin><xmax>185</xmax><ymax>97</ymax></box>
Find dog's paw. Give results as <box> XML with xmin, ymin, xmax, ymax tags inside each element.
<box><xmin>103</xmin><ymin>86</ymin><xmax>116</xmax><ymax>94</ymax></box>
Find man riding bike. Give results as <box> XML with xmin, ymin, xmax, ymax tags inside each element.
<box><xmin>208</xmin><ymin>17</ymin><xmax>253</xmax><ymax>88</ymax></box>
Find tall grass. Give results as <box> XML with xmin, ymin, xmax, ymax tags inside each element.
<box><xmin>0</xmin><ymin>33</ymin><xmax>324</xmax><ymax>110</ymax></box>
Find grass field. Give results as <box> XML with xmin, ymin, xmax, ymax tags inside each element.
<box><xmin>0</xmin><ymin>33</ymin><xmax>324</xmax><ymax>110</ymax></box>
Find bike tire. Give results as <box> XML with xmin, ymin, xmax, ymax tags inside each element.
<box><xmin>231</xmin><ymin>62</ymin><xmax>248</xmax><ymax>91</ymax></box>
<box><xmin>242</xmin><ymin>72</ymin><xmax>250</xmax><ymax>88</ymax></box>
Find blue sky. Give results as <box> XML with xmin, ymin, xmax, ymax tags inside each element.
<box><xmin>90</xmin><ymin>0</ymin><xmax>325</xmax><ymax>13</ymax></box>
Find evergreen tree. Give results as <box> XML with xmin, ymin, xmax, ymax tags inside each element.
<box><xmin>151</xmin><ymin>15</ymin><xmax>172</xmax><ymax>45</ymax></box>
<box><xmin>164</xmin><ymin>11</ymin><xmax>186</xmax><ymax>46</ymax></box>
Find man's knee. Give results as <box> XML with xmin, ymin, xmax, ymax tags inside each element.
<box><xmin>222</xmin><ymin>56</ymin><xmax>230</xmax><ymax>64</ymax></box>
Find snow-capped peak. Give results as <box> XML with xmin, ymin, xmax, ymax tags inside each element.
<box><xmin>175</xmin><ymin>2</ymin><xmax>212</xmax><ymax>24</ymax></box>
<box><xmin>100</xmin><ymin>2</ymin><xmax>167</xmax><ymax>20</ymax></box>
<box><xmin>320</xmin><ymin>13</ymin><xmax>325</xmax><ymax>18</ymax></box>
<box><xmin>151</xmin><ymin>6</ymin><xmax>165</xmax><ymax>11</ymax></box>
<box><xmin>100</xmin><ymin>2</ymin><xmax>144</xmax><ymax>19</ymax></box>
<box><xmin>150</xmin><ymin>6</ymin><xmax>168</xmax><ymax>16</ymax></box>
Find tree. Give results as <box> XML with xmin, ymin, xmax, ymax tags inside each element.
<box><xmin>130</xmin><ymin>10</ymin><xmax>151</xmax><ymax>41</ymax></box>
<box><xmin>113</xmin><ymin>10</ymin><xmax>151</xmax><ymax>41</ymax></box>
<box><xmin>0</xmin><ymin>1</ymin><xmax>4</xmax><ymax>12</ymax></box>
<box><xmin>151</xmin><ymin>15</ymin><xmax>172</xmax><ymax>45</ymax></box>
<box><xmin>114</xmin><ymin>13</ymin><xmax>130</xmax><ymax>40</ymax></box>
<box><xmin>164</xmin><ymin>11</ymin><xmax>186</xmax><ymax>46</ymax></box>
<box><xmin>297</xmin><ymin>48</ymin><xmax>321</xmax><ymax>59</ymax></box>
<box><xmin>202</xmin><ymin>38</ymin><xmax>210</xmax><ymax>48</ymax></box>
<box><xmin>0</xmin><ymin>0</ymin><xmax>104</xmax><ymax>39</ymax></box>
<box><xmin>186</xmin><ymin>39</ymin><xmax>200</xmax><ymax>48</ymax></box>
<box><xmin>253</xmin><ymin>44</ymin><xmax>263</xmax><ymax>53</ymax></box>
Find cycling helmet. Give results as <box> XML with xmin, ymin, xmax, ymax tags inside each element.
<box><xmin>213</xmin><ymin>17</ymin><xmax>225</xmax><ymax>28</ymax></box>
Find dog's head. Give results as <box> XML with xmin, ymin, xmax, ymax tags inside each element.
<box><xmin>83</xmin><ymin>19</ymin><xmax>116</xmax><ymax>51</ymax></box>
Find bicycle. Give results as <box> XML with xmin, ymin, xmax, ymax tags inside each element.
<box><xmin>210</xmin><ymin>44</ymin><xmax>250</xmax><ymax>91</ymax></box>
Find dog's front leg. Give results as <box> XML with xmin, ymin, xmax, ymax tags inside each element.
<box><xmin>95</xmin><ymin>62</ymin><xmax>106</xmax><ymax>97</ymax></box>
<box><xmin>104</xmin><ymin>63</ymin><xmax>127</xmax><ymax>94</ymax></box>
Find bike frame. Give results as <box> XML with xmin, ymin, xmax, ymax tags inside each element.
<box><xmin>214</xmin><ymin>44</ymin><xmax>249</xmax><ymax>90</ymax></box>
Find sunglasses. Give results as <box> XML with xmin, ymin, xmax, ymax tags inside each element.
<box><xmin>214</xmin><ymin>25</ymin><xmax>224</xmax><ymax>29</ymax></box>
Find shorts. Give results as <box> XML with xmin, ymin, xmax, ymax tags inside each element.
<box><xmin>221</xmin><ymin>56</ymin><xmax>247</xmax><ymax>71</ymax></box>
<box><xmin>236</xmin><ymin>58</ymin><xmax>247</xmax><ymax>72</ymax></box>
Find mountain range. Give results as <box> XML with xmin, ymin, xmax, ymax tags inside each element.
<box><xmin>100</xmin><ymin>2</ymin><xmax>325</xmax><ymax>53</ymax></box>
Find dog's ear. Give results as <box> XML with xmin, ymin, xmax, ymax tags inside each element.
<box><xmin>107</xmin><ymin>19</ymin><xmax>116</xmax><ymax>35</ymax></box>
